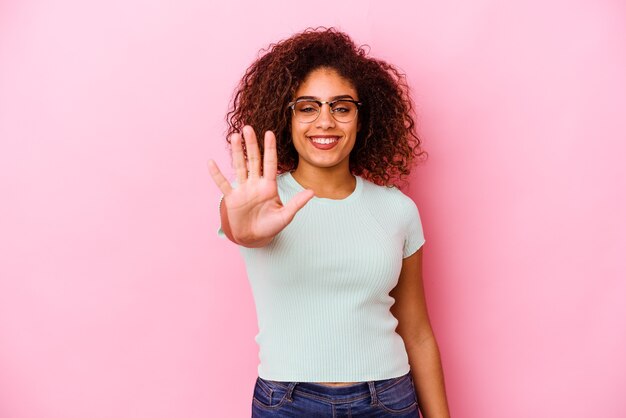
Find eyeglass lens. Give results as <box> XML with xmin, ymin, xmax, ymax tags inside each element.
<box><xmin>293</xmin><ymin>100</ymin><xmax>358</xmax><ymax>123</ymax></box>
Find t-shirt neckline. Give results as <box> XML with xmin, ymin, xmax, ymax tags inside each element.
<box><xmin>284</xmin><ymin>171</ymin><xmax>362</xmax><ymax>205</ymax></box>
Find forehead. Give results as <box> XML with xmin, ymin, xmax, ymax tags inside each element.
<box><xmin>295</xmin><ymin>68</ymin><xmax>357</xmax><ymax>99</ymax></box>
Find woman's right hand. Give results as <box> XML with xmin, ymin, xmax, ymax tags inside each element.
<box><xmin>207</xmin><ymin>125</ymin><xmax>314</xmax><ymax>247</ymax></box>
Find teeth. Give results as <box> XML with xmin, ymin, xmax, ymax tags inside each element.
<box><xmin>311</xmin><ymin>137</ymin><xmax>339</xmax><ymax>144</ymax></box>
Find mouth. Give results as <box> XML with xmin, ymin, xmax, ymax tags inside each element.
<box><xmin>308</xmin><ymin>135</ymin><xmax>341</xmax><ymax>150</ymax></box>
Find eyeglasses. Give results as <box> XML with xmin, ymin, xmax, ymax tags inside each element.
<box><xmin>287</xmin><ymin>98</ymin><xmax>362</xmax><ymax>123</ymax></box>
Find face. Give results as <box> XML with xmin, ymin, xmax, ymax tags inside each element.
<box><xmin>290</xmin><ymin>68</ymin><xmax>360</xmax><ymax>173</ymax></box>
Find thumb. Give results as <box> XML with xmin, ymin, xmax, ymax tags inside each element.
<box><xmin>281</xmin><ymin>189</ymin><xmax>315</xmax><ymax>221</ymax></box>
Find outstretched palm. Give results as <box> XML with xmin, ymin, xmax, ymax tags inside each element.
<box><xmin>208</xmin><ymin>126</ymin><xmax>314</xmax><ymax>246</ymax></box>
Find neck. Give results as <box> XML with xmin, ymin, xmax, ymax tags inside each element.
<box><xmin>291</xmin><ymin>164</ymin><xmax>356</xmax><ymax>200</ymax></box>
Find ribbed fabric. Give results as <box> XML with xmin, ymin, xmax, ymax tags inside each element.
<box><xmin>218</xmin><ymin>172</ymin><xmax>425</xmax><ymax>382</ymax></box>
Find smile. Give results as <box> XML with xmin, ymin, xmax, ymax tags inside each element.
<box><xmin>308</xmin><ymin>136</ymin><xmax>340</xmax><ymax>150</ymax></box>
<box><xmin>309</xmin><ymin>136</ymin><xmax>340</xmax><ymax>144</ymax></box>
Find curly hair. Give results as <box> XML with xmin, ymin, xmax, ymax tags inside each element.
<box><xmin>226</xmin><ymin>27</ymin><xmax>426</xmax><ymax>187</ymax></box>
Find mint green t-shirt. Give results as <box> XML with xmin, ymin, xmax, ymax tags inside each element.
<box><xmin>218</xmin><ymin>172</ymin><xmax>425</xmax><ymax>382</ymax></box>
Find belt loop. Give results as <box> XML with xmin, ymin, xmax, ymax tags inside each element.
<box><xmin>285</xmin><ymin>382</ymin><xmax>298</xmax><ymax>402</ymax></box>
<box><xmin>367</xmin><ymin>381</ymin><xmax>378</xmax><ymax>406</ymax></box>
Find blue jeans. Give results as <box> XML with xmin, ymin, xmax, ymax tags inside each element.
<box><xmin>251</xmin><ymin>371</ymin><xmax>419</xmax><ymax>417</ymax></box>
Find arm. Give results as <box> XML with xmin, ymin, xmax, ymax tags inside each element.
<box><xmin>390</xmin><ymin>248</ymin><xmax>451</xmax><ymax>418</ymax></box>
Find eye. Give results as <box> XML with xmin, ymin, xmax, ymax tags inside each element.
<box><xmin>331</xmin><ymin>101</ymin><xmax>355</xmax><ymax>113</ymax></box>
<box><xmin>294</xmin><ymin>101</ymin><xmax>319</xmax><ymax>114</ymax></box>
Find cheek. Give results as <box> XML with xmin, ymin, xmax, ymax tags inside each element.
<box><xmin>347</xmin><ymin>124</ymin><xmax>359</xmax><ymax>140</ymax></box>
<box><xmin>290</xmin><ymin>125</ymin><xmax>307</xmax><ymax>151</ymax></box>
<box><xmin>291</xmin><ymin>123</ymin><xmax>303</xmax><ymax>139</ymax></box>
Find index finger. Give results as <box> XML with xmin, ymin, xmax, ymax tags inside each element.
<box><xmin>263</xmin><ymin>130</ymin><xmax>277</xmax><ymax>181</ymax></box>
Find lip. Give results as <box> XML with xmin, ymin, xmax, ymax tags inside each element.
<box><xmin>308</xmin><ymin>135</ymin><xmax>341</xmax><ymax>150</ymax></box>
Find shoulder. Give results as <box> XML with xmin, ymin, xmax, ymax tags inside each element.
<box><xmin>360</xmin><ymin>177</ymin><xmax>418</xmax><ymax>213</ymax></box>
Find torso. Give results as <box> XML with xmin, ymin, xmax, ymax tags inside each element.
<box><xmin>245</xmin><ymin>173</ymin><xmax>419</xmax><ymax>384</ymax></box>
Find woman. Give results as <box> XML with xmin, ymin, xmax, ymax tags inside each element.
<box><xmin>208</xmin><ymin>28</ymin><xmax>451</xmax><ymax>418</ymax></box>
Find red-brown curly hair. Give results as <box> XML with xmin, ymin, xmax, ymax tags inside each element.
<box><xmin>226</xmin><ymin>27</ymin><xmax>426</xmax><ymax>187</ymax></box>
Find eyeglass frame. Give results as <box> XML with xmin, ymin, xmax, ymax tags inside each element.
<box><xmin>287</xmin><ymin>98</ymin><xmax>363</xmax><ymax>123</ymax></box>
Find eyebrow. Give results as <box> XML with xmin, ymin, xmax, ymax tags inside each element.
<box><xmin>294</xmin><ymin>95</ymin><xmax>357</xmax><ymax>101</ymax></box>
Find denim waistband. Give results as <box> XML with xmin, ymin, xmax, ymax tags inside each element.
<box><xmin>258</xmin><ymin>372</ymin><xmax>411</xmax><ymax>403</ymax></box>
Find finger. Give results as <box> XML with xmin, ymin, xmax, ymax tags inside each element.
<box><xmin>230</xmin><ymin>132</ymin><xmax>247</xmax><ymax>184</ymax></box>
<box><xmin>243</xmin><ymin>125</ymin><xmax>261</xmax><ymax>178</ymax></box>
<box><xmin>263</xmin><ymin>130</ymin><xmax>277</xmax><ymax>181</ymax></box>
<box><xmin>281</xmin><ymin>189</ymin><xmax>315</xmax><ymax>222</ymax></box>
<box><xmin>207</xmin><ymin>159</ymin><xmax>233</xmax><ymax>195</ymax></box>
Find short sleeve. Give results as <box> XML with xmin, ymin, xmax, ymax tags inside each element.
<box><xmin>403</xmin><ymin>199</ymin><xmax>426</xmax><ymax>258</ymax></box>
<box><xmin>216</xmin><ymin>179</ymin><xmax>238</xmax><ymax>238</ymax></box>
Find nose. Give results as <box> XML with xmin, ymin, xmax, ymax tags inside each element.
<box><xmin>315</xmin><ymin>103</ymin><xmax>336</xmax><ymax>129</ymax></box>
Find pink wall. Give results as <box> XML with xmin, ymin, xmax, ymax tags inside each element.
<box><xmin>1</xmin><ymin>1</ymin><xmax>625</xmax><ymax>417</ymax></box>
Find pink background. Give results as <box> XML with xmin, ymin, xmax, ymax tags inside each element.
<box><xmin>1</xmin><ymin>1</ymin><xmax>625</xmax><ymax>417</ymax></box>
